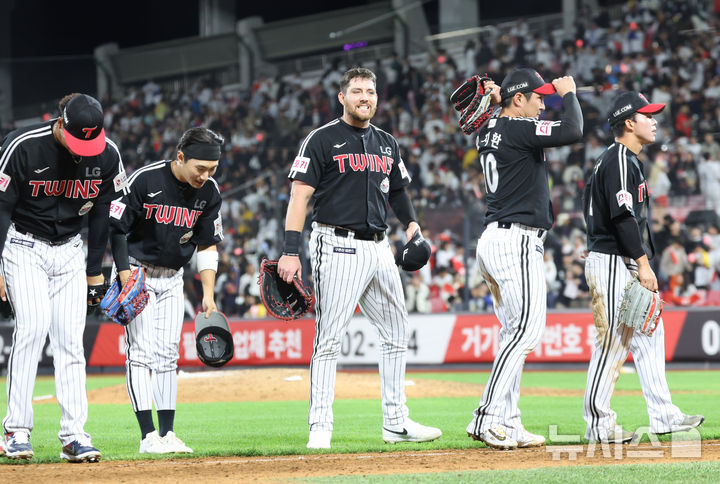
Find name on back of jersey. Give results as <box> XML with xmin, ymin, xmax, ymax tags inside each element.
<box><xmin>479</xmin><ymin>132</ymin><xmax>502</xmax><ymax>149</ymax></box>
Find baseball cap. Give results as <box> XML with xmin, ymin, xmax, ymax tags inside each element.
<box><xmin>607</xmin><ymin>91</ymin><xmax>665</xmax><ymax>126</ymax></box>
<box><xmin>395</xmin><ymin>231</ymin><xmax>431</xmax><ymax>271</ymax></box>
<box><xmin>500</xmin><ymin>68</ymin><xmax>556</xmax><ymax>100</ymax></box>
<box><xmin>62</xmin><ymin>94</ymin><xmax>106</xmax><ymax>157</ymax></box>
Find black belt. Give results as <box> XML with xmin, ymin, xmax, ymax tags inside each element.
<box><xmin>15</xmin><ymin>228</ymin><xmax>76</xmax><ymax>246</ymax></box>
<box><xmin>497</xmin><ymin>222</ymin><xmax>545</xmax><ymax>239</ymax></box>
<box><xmin>334</xmin><ymin>227</ymin><xmax>385</xmax><ymax>242</ymax></box>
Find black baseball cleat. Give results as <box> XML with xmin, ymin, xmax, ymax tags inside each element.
<box><xmin>60</xmin><ymin>440</ymin><xmax>101</xmax><ymax>463</ymax></box>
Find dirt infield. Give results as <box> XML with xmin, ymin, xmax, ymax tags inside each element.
<box><xmin>12</xmin><ymin>369</ymin><xmax>715</xmax><ymax>482</ymax></box>
<box><xmin>4</xmin><ymin>441</ymin><xmax>719</xmax><ymax>483</ymax></box>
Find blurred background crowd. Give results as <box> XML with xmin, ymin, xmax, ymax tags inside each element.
<box><xmin>3</xmin><ymin>0</ymin><xmax>720</xmax><ymax>318</ymax></box>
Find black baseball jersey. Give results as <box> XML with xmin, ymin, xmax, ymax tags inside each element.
<box><xmin>287</xmin><ymin>118</ymin><xmax>411</xmax><ymax>233</ymax></box>
<box><xmin>109</xmin><ymin>160</ymin><xmax>223</xmax><ymax>270</ymax></box>
<box><xmin>583</xmin><ymin>142</ymin><xmax>655</xmax><ymax>259</ymax></box>
<box><xmin>0</xmin><ymin>119</ymin><xmax>126</xmax><ymax>252</ymax></box>
<box><xmin>477</xmin><ymin>93</ymin><xmax>583</xmax><ymax>229</ymax></box>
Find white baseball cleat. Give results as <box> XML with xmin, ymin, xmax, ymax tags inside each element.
<box><xmin>382</xmin><ymin>418</ymin><xmax>442</xmax><ymax>443</ymax></box>
<box><xmin>306</xmin><ymin>430</ymin><xmax>332</xmax><ymax>449</ymax></box>
<box><xmin>469</xmin><ymin>425</ymin><xmax>518</xmax><ymax>450</ymax></box>
<box><xmin>516</xmin><ymin>428</ymin><xmax>546</xmax><ymax>448</ymax></box>
<box><xmin>658</xmin><ymin>414</ymin><xmax>705</xmax><ymax>434</ymax></box>
<box><xmin>139</xmin><ymin>430</ymin><xmax>167</xmax><ymax>454</ymax></box>
<box><xmin>590</xmin><ymin>426</ymin><xmax>637</xmax><ymax>444</ymax></box>
<box><xmin>162</xmin><ymin>431</ymin><xmax>193</xmax><ymax>453</ymax></box>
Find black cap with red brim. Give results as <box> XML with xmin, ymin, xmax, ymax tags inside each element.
<box><xmin>608</xmin><ymin>91</ymin><xmax>665</xmax><ymax>126</ymax></box>
<box><xmin>500</xmin><ymin>68</ymin><xmax>556</xmax><ymax>100</ymax></box>
<box><xmin>62</xmin><ymin>94</ymin><xmax>107</xmax><ymax>157</ymax></box>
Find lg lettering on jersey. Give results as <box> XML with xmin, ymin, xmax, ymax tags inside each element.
<box><xmin>86</xmin><ymin>166</ymin><xmax>101</xmax><ymax>177</ymax></box>
<box><xmin>143</xmin><ymin>203</ymin><xmax>201</xmax><ymax>228</ymax></box>
<box><xmin>28</xmin><ymin>179</ymin><xmax>102</xmax><ymax>198</ymax></box>
<box><xmin>333</xmin><ymin>153</ymin><xmax>394</xmax><ymax>174</ymax></box>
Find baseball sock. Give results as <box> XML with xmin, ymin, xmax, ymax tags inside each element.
<box><xmin>158</xmin><ymin>410</ymin><xmax>175</xmax><ymax>437</ymax></box>
<box><xmin>135</xmin><ymin>410</ymin><xmax>155</xmax><ymax>439</ymax></box>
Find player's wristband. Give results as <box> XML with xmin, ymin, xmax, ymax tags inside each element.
<box><xmin>197</xmin><ymin>249</ymin><xmax>219</xmax><ymax>272</ymax></box>
<box><xmin>283</xmin><ymin>230</ymin><xmax>301</xmax><ymax>255</ymax></box>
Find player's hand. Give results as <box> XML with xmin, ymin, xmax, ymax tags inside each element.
<box><xmin>482</xmin><ymin>79</ymin><xmax>502</xmax><ymax>105</ymax></box>
<box><xmin>0</xmin><ymin>273</ymin><xmax>6</xmax><ymax>301</ymax></box>
<box><xmin>552</xmin><ymin>76</ymin><xmax>576</xmax><ymax>97</ymax></box>
<box><xmin>405</xmin><ymin>221</ymin><xmax>421</xmax><ymax>242</ymax></box>
<box><xmin>278</xmin><ymin>254</ymin><xmax>302</xmax><ymax>284</ymax></box>
<box><xmin>118</xmin><ymin>269</ymin><xmax>131</xmax><ymax>287</ymax></box>
<box><xmin>637</xmin><ymin>263</ymin><xmax>658</xmax><ymax>292</ymax></box>
<box><xmin>87</xmin><ymin>274</ymin><xmax>105</xmax><ymax>306</ymax></box>
<box><xmin>202</xmin><ymin>296</ymin><xmax>217</xmax><ymax>318</ymax></box>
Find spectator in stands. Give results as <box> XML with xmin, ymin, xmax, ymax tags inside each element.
<box><xmin>405</xmin><ymin>273</ymin><xmax>431</xmax><ymax>314</ymax></box>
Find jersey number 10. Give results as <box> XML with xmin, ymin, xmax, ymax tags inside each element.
<box><xmin>480</xmin><ymin>153</ymin><xmax>499</xmax><ymax>193</ymax></box>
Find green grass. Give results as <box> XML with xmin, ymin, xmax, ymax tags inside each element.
<box><xmin>297</xmin><ymin>461</ymin><xmax>720</xmax><ymax>483</ymax></box>
<box><xmin>0</xmin><ymin>370</ymin><xmax>717</xmax><ymax>468</ymax></box>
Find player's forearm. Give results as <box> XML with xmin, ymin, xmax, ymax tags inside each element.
<box><xmin>109</xmin><ymin>227</ymin><xmax>131</xmax><ymax>272</ymax></box>
<box><xmin>554</xmin><ymin>93</ymin><xmax>584</xmax><ymax>146</ymax></box>
<box><xmin>86</xmin><ymin>201</ymin><xmax>110</xmax><ymax>276</ymax></box>
<box><xmin>284</xmin><ymin>188</ymin><xmax>311</xmax><ymax>232</ymax></box>
<box><xmin>199</xmin><ymin>266</ymin><xmax>217</xmax><ymax>301</ymax></box>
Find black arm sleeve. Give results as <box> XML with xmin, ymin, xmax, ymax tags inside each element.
<box><xmin>0</xmin><ymin>207</ymin><xmax>12</xmax><ymax>257</ymax></box>
<box><xmin>554</xmin><ymin>92</ymin><xmax>584</xmax><ymax>146</ymax></box>
<box><xmin>109</xmin><ymin>228</ymin><xmax>130</xmax><ymax>272</ymax></box>
<box><xmin>86</xmin><ymin>200</ymin><xmax>110</xmax><ymax>276</ymax></box>
<box><xmin>388</xmin><ymin>187</ymin><xmax>417</xmax><ymax>228</ymax></box>
<box><xmin>613</xmin><ymin>212</ymin><xmax>645</xmax><ymax>260</ymax></box>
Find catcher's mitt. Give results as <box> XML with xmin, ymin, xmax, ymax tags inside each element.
<box><xmin>100</xmin><ymin>267</ymin><xmax>150</xmax><ymax>326</ymax></box>
<box><xmin>617</xmin><ymin>277</ymin><xmax>663</xmax><ymax>336</ymax></box>
<box><xmin>449</xmin><ymin>74</ymin><xmax>496</xmax><ymax>134</ymax></box>
<box><xmin>258</xmin><ymin>258</ymin><xmax>314</xmax><ymax>321</ymax></box>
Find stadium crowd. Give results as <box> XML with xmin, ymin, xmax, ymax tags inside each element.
<box><xmin>3</xmin><ymin>0</ymin><xmax>720</xmax><ymax>317</ymax></box>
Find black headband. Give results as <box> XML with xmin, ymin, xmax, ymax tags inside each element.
<box><xmin>181</xmin><ymin>143</ymin><xmax>221</xmax><ymax>161</ymax></box>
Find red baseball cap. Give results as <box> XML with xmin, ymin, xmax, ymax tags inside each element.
<box><xmin>500</xmin><ymin>68</ymin><xmax>556</xmax><ymax>100</ymax></box>
<box><xmin>62</xmin><ymin>94</ymin><xmax>107</xmax><ymax>157</ymax></box>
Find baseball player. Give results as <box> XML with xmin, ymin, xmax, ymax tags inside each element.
<box><xmin>583</xmin><ymin>91</ymin><xmax>704</xmax><ymax>443</ymax></box>
<box><xmin>465</xmin><ymin>68</ymin><xmax>583</xmax><ymax>449</ymax></box>
<box><xmin>108</xmin><ymin>127</ymin><xmax>224</xmax><ymax>454</ymax></box>
<box><xmin>0</xmin><ymin>93</ymin><xmax>127</xmax><ymax>462</ymax></box>
<box><xmin>278</xmin><ymin>67</ymin><xmax>441</xmax><ymax>449</ymax></box>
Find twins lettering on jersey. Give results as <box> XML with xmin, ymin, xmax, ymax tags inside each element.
<box><xmin>28</xmin><ymin>179</ymin><xmax>102</xmax><ymax>198</ymax></box>
<box><xmin>143</xmin><ymin>203</ymin><xmax>202</xmax><ymax>228</ymax></box>
<box><xmin>333</xmin><ymin>153</ymin><xmax>394</xmax><ymax>174</ymax></box>
<box><xmin>638</xmin><ymin>181</ymin><xmax>648</xmax><ymax>202</ymax></box>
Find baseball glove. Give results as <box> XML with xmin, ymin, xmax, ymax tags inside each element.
<box><xmin>100</xmin><ymin>267</ymin><xmax>150</xmax><ymax>326</ymax></box>
<box><xmin>617</xmin><ymin>277</ymin><xmax>663</xmax><ymax>336</ymax></box>
<box><xmin>258</xmin><ymin>258</ymin><xmax>314</xmax><ymax>321</ymax></box>
<box><xmin>449</xmin><ymin>74</ymin><xmax>496</xmax><ymax>134</ymax></box>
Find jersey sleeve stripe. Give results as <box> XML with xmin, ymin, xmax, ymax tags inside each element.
<box><xmin>0</xmin><ymin>126</ymin><xmax>53</xmax><ymax>173</ymax></box>
<box><xmin>296</xmin><ymin>119</ymin><xmax>339</xmax><ymax>158</ymax></box>
<box><xmin>106</xmin><ymin>138</ymin><xmax>130</xmax><ymax>195</ymax></box>
<box><xmin>619</xmin><ymin>145</ymin><xmax>627</xmax><ymax>192</ymax></box>
<box><xmin>126</xmin><ymin>160</ymin><xmax>167</xmax><ymax>187</ymax></box>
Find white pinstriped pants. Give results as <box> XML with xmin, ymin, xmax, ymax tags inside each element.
<box><xmin>583</xmin><ymin>252</ymin><xmax>684</xmax><ymax>439</ymax></box>
<box><xmin>308</xmin><ymin>223</ymin><xmax>409</xmax><ymax>430</ymax></box>
<box><xmin>120</xmin><ymin>260</ymin><xmax>184</xmax><ymax>412</ymax></box>
<box><xmin>466</xmin><ymin>222</ymin><xmax>547</xmax><ymax>440</ymax></box>
<box><xmin>2</xmin><ymin>225</ymin><xmax>90</xmax><ymax>446</ymax></box>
